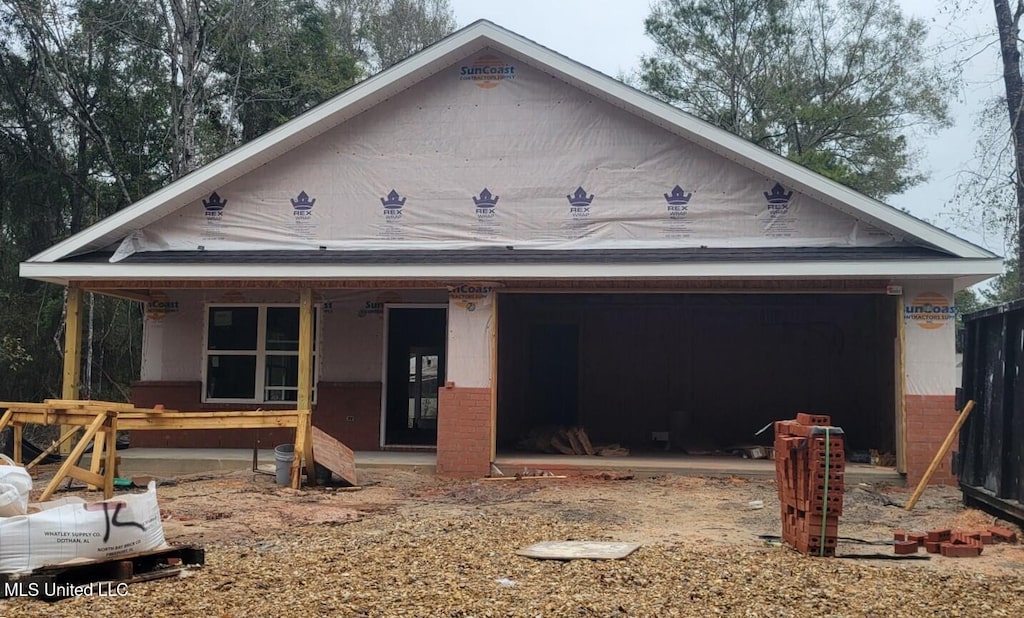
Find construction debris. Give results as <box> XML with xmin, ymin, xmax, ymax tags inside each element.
<box><xmin>893</xmin><ymin>527</ymin><xmax>1018</xmax><ymax>557</ymax></box>
<box><xmin>310</xmin><ymin>426</ymin><xmax>357</xmax><ymax>486</ymax></box>
<box><xmin>517</xmin><ymin>426</ymin><xmax>629</xmax><ymax>457</ymax></box>
<box><xmin>4</xmin><ymin>470</ymin><xmax>1020</xmax><ymax>615</ymax></box>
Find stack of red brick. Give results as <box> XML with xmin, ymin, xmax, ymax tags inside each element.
<box><xmin>893</xmin><ymin>526</ymin><xmax>1017</xmax><ymax>557</ymax></box>
<box><xmin>774</xmin><ymin>413</ymin><xmax>845</xmax><ymax>557</ymax></box>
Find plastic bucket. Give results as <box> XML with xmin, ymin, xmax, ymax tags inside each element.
<box><xmin>274</xmin><ymin>444</ymin><xmax>295</xmax><ymax>486</ymax></box>
<box><xmin>314</xmin><ymin>463</ymin><xmax>332</xmax><ymax>484</ymax></box>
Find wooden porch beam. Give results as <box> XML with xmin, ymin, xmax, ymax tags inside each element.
<box><xmin>89</xmin><ymin>289</ymin><xmax>152</xmax><ymax>303</ymax></box>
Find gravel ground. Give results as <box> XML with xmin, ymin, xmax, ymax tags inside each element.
<box><xmin>2</xmin><ymin>468</ymin><xmax>1023</xmax><ymax>617</ymax></box>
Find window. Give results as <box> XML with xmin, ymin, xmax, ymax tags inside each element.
<box><xmin>204</xmin><ymin>305</ymin><xmax>318</xmax><ymax>403</ymax></box>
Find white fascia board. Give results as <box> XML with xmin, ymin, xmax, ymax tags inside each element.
<box><xmin>27</xmin><ymin>23</ymin><xmax>498</xmax><ymax>264</ymax></box>
<box><xmin>20</xmin><ymin>258</ymin><xmax>1003</xmax><ymax>286</ymax></box>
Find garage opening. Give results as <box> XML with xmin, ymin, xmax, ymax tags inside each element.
<box><xmin>497</xmin><ymin>293</ymin><xmax>896</xmax><ymax>458</ymax></box>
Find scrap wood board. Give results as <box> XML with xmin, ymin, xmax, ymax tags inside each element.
<box><xmin>312</xmin><ymin>425</ymin><xmax>357</xmax><ymax>486</ymax></box>
<box><xmin>516</xmin><ymin>541</ymin><xmax>641</xmax><ymax>560</ymax></box>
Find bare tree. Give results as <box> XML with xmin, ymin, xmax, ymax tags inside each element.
<box><xmin>993</xmin><ymin>0</ymin><xmax>1024</xmax><ymax>295</ymax></box>
<box><xmin>327</xmin><ymin>0</ymin><xmax>456</xmax><ymax>73</ymax></box>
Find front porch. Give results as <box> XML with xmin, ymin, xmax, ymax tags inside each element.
<box><xmin>114</xmin><ymin>448</ymin><xmax>904</xmax><ymax>485</ymax></box>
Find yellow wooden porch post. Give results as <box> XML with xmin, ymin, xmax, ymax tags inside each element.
<box><xmin>297</xmin><ymin>288</ymin><xmax>314</xmax><ymax>413</ymax></box>
<box><xmin>294</xmin><ymin>288</ymin><xmax>315</xmax><ymax>486</ymax></box>
<box><xmin>59</xmin><ymin>285</ymin><xmax>83</xmax><ymax>454</ymax></box>
<box><xmin>895</xmin><ymin>293</ymin><xmax>907</xmax><ymax>474</ymax></box>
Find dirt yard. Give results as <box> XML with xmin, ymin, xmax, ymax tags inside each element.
<box><xmin>2</xmin><ymin>466</ymin><xmax>1023</xmax><ymax>617</ymax></box>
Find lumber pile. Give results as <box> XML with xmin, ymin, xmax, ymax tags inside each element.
<box><xmin>774</xmin><ymin>413</ymin><xmax>845</xmax><ymax>557</ymax></box>
<box><xmin>518</xmin><ymin>426</ymin><xmax>629</xmax><ymax>457</ymax></box>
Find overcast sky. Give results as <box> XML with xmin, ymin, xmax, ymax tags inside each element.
<box><xmin>448</xmin><ymin>0</ymin><xmax>1006</xmax><ymax>256</ymax></box>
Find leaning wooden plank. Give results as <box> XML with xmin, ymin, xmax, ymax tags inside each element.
<box><xmin>291</xmin><ymin>409</ymin><xmax>311</xmax><ymax>488</ymax></box>
<box><xmin>88</xmin><ymin>430</ymin><xmax>106</xmax><ymax>491</ymax></box>
<box><xmin>103</xmin><ymin>419</ymin><xmax>117</xmax><ymax>498</ymax></box>
<box><xmin>65</xmin><ymin>465</ymin><xmax>106</xmax><ymax>488</ymax></box>
<box><xmin>905</xmin><ymin>400</ymin><xmax>975</xmax><ymax>510</ymax></box>
<box><xmin>25</xmin><ymin>427</ymin><xmax>80</xmax><ymax>470</ymax></box>
<box><xmin>311</xmin><ymin>425</ymin><xmax>357</xmax><ymax>486</ymax></box>
<box><xmin>301</xmin><ymin>411</ymin><xmax>314</xmax><ymax>486</ymax></box>
<box><xmin>38</xmin><ymin>412</ymin><xmax>108</xmax><ymax>502</ymax></box>
<box><xmin>574</xmin><ymin>427</ymin><xmax>597</xmax><ymax>456</ymax></box>
<box><xmin>12</xmin><ymin>423</ymin><xmax>22</xmax><ymax>464</ymax></box>
<box><xmin>550</xmin><ymin>435</ymin><xmax>575</xmax><ymax>456</ymax></box>
<box><xmin>565</xmin><ymin>428</ymin><xmax>586</xmax><ymax>455</ymax></box>
<box><xmin>0</xmin><ymin>409</ymin><xmax>13</xmax><ymax>434</ymax></box>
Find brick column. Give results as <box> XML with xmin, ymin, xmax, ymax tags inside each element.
<box><xmin>436</xmin><ymin>285</ymin><xmax>497</xmax><ymax>478</ymax></box>
<box><xmin>905</xmin><ymin>394</ymin><xmax>958</xmax><ymax>486</ymax></box>
<box><xmin>899</xmin><ymin>281</ymin><xmax>958</xmax><ymax>486</ymax></box>
<box><xmin>436</xmin><ymin>386</ymin><xmax>492</xmax><ymax>477</ymax></box>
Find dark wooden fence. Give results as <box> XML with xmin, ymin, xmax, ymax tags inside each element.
<box><xmin>959</xmin><ymin>299</ymin><xmax>1024</xmax><ymax>523</ymax></box>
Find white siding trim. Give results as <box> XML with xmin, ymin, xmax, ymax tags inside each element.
<box><xmin>21</xmin><ymin>258</ymin><xmax>1003</xmax><ymax>285</ymax></box>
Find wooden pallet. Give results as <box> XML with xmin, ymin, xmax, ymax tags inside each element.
<box><xmin>0</xmin><ymin>544</ymin><xmax>205</xmax><ymax>600</ymax></box>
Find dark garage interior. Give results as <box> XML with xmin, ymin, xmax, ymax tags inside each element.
<box><xmin>497</xmin><ymin>293</ymin><xmax>897</xmax><ymax>455</ymax></box>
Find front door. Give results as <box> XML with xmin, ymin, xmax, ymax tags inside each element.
<box><xmin>384</xmin><ymin>307</ymin><xmax>447</xmax><ymax>445</ymax></box>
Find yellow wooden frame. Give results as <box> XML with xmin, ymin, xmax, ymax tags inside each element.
<box><xmin>0</xmin><ymin>400</ymin><xmax>314</xmax><ymax>499</ymax></box>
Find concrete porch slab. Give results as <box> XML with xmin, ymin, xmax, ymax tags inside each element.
<box><xmin>115</xmin><ymin>448</ymin><xmax>903</xmax><ymax>485</ymax></box>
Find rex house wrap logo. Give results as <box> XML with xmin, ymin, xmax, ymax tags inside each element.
<box><xmin>567</xmin><ymin>186</ymin><xmax>594</xmax><ymax>219</ymax></box>
<box><xmin>290</xmin><ymin>190</ymin><xmax>315</xmax><ymax>220</ymax></box>
<box><xmin>380</xmin><ymin>189</ymin><xmax>406</xmax><ymax>222</ymax></box>
<box><xmin>764</xmin><ymin>182</ymin><xmax>793</xmax><ymax>215</ymax></box>
<box><xmin>664</xmin><ymin>185</ymin><xmax>693</xmax><ymax>219</ymax></box>
<box><xmin>202</xmin><ymin>191</ymin><xmax>226</xmax><ymax>219</ymax></box>
<box><xmin>473</xmin><ymin>188</ymin><xmax>498</xmax><ymax>219</ymax></box>
<box><xmin>459</xmin><ymin>54</ymin><xmax>515</xmax><ymax>89</ymax></box>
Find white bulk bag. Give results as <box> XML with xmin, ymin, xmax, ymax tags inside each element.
<box><xmin>0</xmin><ymin>481</ymin><xmax>167</xmax><ymax>573</ymax></box>
<box><xmin>0</xmin><ymin>454</ymin><xmax>32</xmax><ymax>517</ymax></box>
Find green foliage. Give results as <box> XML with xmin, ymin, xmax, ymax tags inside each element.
<box><xmin>953</xmin><ymin>258</ymin><xmax>1021</xmax><ymax>327</ymax></box>
<box><xmin>980</xmin><ymin>257</ymin><xmax>1021</xmax><ymax>305</ymax></box>
<box><xmin>954</xmin><ymin>287</ymin><xmax>983</xmax><ymax>325</ymax></box>
<box><xmin>640</xmin><ymin>0</ymin><xmax>951</xmax><ymax>200</ymax></box>
<box><xmin>0</xmin><ymin>0</ymin><xmax>453</xmax><ymax>403</ymax></box>
<box><xmin>211</xmin><ymin>0</ymin><xmax>362</xmax><ymax>142</ymax></box>
<box><xmin>356</xmin><ymin>0</ymin><xmax>457</xmax><ymax>70</ymax></box>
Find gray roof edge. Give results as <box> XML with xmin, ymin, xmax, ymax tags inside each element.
<box><xmin>65</xmin><ymin>246</ymin><xmax>959</xmax><ymax>265</ymax></box>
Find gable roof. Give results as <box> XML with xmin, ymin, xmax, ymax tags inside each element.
<box><xmin>25</xmin><ymin>19</ymin><xmax>997</xmax><ymax>266</ymax></box>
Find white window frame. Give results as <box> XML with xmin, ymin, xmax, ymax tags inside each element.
<box><xmin>201</xmin><ymin>303</ymin><xmax>321</xmax><ymax>404</ymax></box>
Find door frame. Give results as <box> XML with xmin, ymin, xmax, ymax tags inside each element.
<box><xmin>379</xmin><ymin>303</ymin><xmax>448</xmax><ymax>448</ymax></box>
